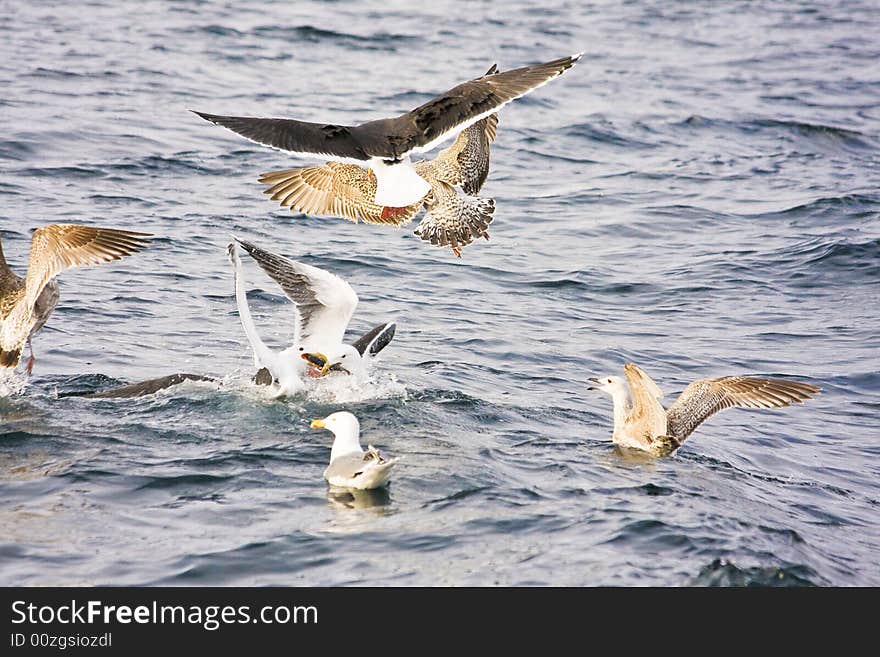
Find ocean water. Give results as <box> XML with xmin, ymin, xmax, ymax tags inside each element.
<box><xmin>1</xmin><ymin>0</ymin><xmax>878</xmax><ymax>586</ymax></box>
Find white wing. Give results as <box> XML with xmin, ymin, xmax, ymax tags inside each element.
<box><xmin>227</xmin><ymin>241</ymin><xmax>276</xmax><ymax>370</ymax></box>
<box><xmin>234</xmin><ymin>238</ymin><xmax>357</xmax><ymax>349</ymax></box>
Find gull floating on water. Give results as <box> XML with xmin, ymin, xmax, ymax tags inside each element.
<box><xmin>0</xmin><ymin>224</ymin><xmax>151</xmax><ymax>374</ymax></box>
<box><xmin>257</xmin><ymin>66</ymin><xmax>502</xmax><ymax>257</ymax></box>
<box><xmin>311</xmin><ymin>411</ymin><xmax>399</xmax><ymax>490</ymax></box>
<box><xmin>589</xmin><ymin>363</ymin><xmax>820</xmax><ymax>456</ymax></box>
<box><xmin>193</xmin><ymin>53</ymin><xmax>581</xmax><ymax>208</ymax></box>
<box><xmin>228</xmin><ymin>237</ymin><xmax>395</xmax><ymax>396</ymax></box>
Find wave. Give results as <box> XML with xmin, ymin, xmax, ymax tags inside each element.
<box><xmin>678</xmin><ymin>115</ymin><xmax>878</xmax><ymax>151</ymax></box>
<box><xmin>564</xmin><ymin>122</ymin><xmax>657</xmax><ymax>149</ymax></box>
<box><xmin>746</xmin><ymin>193</ymin><xmax>880</xmax><ymax>221</ymax></box>
<box><xmin>691</xmin><ymin>558</ymin><xmax>821</xmax><ymax>586</ymax></box>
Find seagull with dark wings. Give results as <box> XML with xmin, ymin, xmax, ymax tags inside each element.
<box><xmin>257</xmin><ymin>102</ymin><xmax>498</xmax><ymax>257</ymax></box>
<box><xmin>228</xmin><ymin>237</ymin><xmax>395</xmax><ymax>396</ymax></box>
<box><xmin>0</xmin><ymin>224</ymin><xmax>151</xmax><ymax>374</ymax></box>
<box><xmin>588</xmin><ymin>363</ymin><xmax>820</xmax><ymax>456</ymax></box>
<box><xmin>193</xmin><ymin>53</ymin><xmax>581</xmax><ymax>211</ymax></box>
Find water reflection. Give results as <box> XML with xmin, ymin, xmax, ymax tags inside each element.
<box><xmin>326</xmin><ymin>485</ymin><xmax>392</xmax><ymax>512</ymax></box>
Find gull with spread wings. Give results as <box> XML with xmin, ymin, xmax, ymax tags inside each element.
<box><xmin>257</xmin><ymin>99</ymin><xmax>499</xmax><ymax>257</ymax></box>
<box><xmin>0</xmin><ymin>224</ymin><xmax>151</xmax><ymax>374</ymax></box>
<box><xmin>228</xmin><ymin>237</ymin><xmax>395</xmax><ymax>396</ymax></box>
<box><xmin>588</xmin><ymin>363</ymin><xmax>820</xmax><ymax>456</ymax></box>
<box><xmin>193</xmin><ymin>54</ymin><xmax>581</xmax><ymax>209</ymax></box>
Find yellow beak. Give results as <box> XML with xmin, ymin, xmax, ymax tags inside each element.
<box><xmin>302</xmin><ymin>352</ymin><xmax>330</xmax><ymax>373</ymax></box>
<box><xmin>320</xmin><ymin>360</ymin><xmax>333</xmax><ymax>376</ymax></box>
<box><xmin>310</xmin><ymin>418</ymin><xmax>326</xmax><ymax>429</ymax></box>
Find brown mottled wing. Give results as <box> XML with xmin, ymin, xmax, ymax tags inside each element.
<box><xmin>665</xmin><ymin>377</ymin><xmax>821</xmax><ymax>441</ymax></box>
<box><xmin>258</xmin><ymin>163</ymin><xmax>423</xmax><ymax>226</ymax></box>
<box><xmin>428</xmin><ymin>113</ymin><xmax>498</xmax><ymax>194</ymax></box>
<box><xmin>458</xmin><ymin>114</ymin><xmax>498</xmax><ymax>194</ymax></box>
<box><xmin>425</xmin><ymin>64</ymin><xmax>500</xmax><ymax>194</ymax></box>
<box><xmin>20</xmin><ymin>225</ymin><xmax>150</xmax><ymax>317</ymax></box>
<box><xmin>0</xmin><ymin>238</ymin><xmax>24</xmax><ymax>302</ymax></box>
<box><xmin>623</xmin><ymin>363</ymin><xmax>668</xmax><ymax>439</ymax></box>
<box><xmin>0</xmin><ymin>238</ymin><xmax>24</xmax><ymax>320</ymax></box>
<box><xmin>1</xmin><ymin>225</ymin><xmax>150</xmax><ymax>363</ymax></box>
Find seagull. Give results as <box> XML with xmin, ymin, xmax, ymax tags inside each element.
<box><xmin>258</xmin><ymin>108</ymin><xmax>498</xmax><ymax>257</ymax></box>
<box><xmin>228</xmin><ymin>237</ymin><xmax>395</xmax><ymax>396</ymax></box>
<box><xmin>588</xmin><ymin>363</ymin><xmax>820</xmax><ymax>456</ymax></box>
<box><xmin>193</xmin><ymin>53</ymin><xmax>581</xmax><ymax>208</ymax></box>
<box><xmin>0</xmin><ymin>224</ymin><xmax>151</xmax><ymax>374</ymax></box>
<box><xmin>311</xmin><ymin>411</ymin><xmax>399</xmax><ymax>490</ymax></box>
<box><xmin>253</xmin><ymin>321</ymin><xmax>396</xmax><ymax>386</ymax></box>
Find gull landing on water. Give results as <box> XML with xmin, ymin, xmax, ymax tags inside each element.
<box><xmin>588</xmin><ymin>363</ymin><xmax>820</xmax><ymax>456</ymax></box>
<box><xmin>193</xmin><ymin>53</ymin><xmax>581</xmax><ymax>208</ymax></box>
<box><xmin>228</xmin><ymin>238</ymin><xmax>395</xmax><ymax>396</ymax></box>
<box><xmin>311</xmin><ymin>411</ymin><xmax>399</xmax><ymax>490</ymax></box>
<box><xmin>0</xmin><ymin>224</ymin><xmax>151</xmax><ymax>375</ymax></box>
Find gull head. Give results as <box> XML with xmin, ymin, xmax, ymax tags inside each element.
<box><xmin>587</xmin><ymin>376</ymin><xmax>627</xmax><ymax>396</ymax></box>
<box><xmin>311</xmin><ymin>411</ymin><xmax>362</xmax><ymax>459</ymax></box>
<box><xmin>304</xmin><ymin>344</ymin><xmax>364</xmax><ymax>377</ymax></box>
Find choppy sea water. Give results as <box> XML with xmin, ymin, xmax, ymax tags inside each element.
<box><xmin>1</xmin><ymin>0</ymin><xmax>878</xmax><ymax>586</ymax></box>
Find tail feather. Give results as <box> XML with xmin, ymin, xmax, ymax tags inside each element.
<box><xmin>413</xmin><ymin>196</ymin><xmax>495</xmax><ymax>251</ymax></box>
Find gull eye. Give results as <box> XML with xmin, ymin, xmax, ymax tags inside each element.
<box><xmin>299</xmin><ymin>347</ymin><xmax>304</xmax><ymax>351</ymax></box>
<box><xmin>342</xmin><ymin>355</ymin><xmax>346</xmax><ymax>358</ymax></box>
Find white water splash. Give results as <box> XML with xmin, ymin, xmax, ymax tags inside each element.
<box><xmin>0</xmin><ymin>370</ymin><xmax>28</xmax><ymax>397</ymax></box>
<box><xmin>155</xmin><ymin>368</ymin><xmax>409</xmax><ymax>406</ymax></box>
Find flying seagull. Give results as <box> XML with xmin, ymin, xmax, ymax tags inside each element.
<box><xmin>193</xmin><ymin>53</ymin><xmax>581</xmax><ymax>208</ymax></box>
<box><xmin>258</xmin><ymin>110</ymin><xmax>498</xmax><ymax>256</ymax></box>
<box><xmin>228</xmin><ymin>237</ymin><xmax>395</xmax><ymax>395</ymax></box>
<box><xmin>0</xmin><ymin>224</ymin><xmax>151</xmax><ymax>374</ymax></box>
<box><xmin>588</xmin><ymin>363</ymin><xmax>820</xmax><ymax>456</ymax></box>
<box><xmin>311</xmin><ymin>411</ymin><xmax>399</xmax><ymax>490</ymax></box>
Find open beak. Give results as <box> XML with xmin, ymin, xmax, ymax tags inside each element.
<box><xmin>302</xmin><ymin>351</ymin><xmax>329</xmax><ymax>372</ymax></box>
<box><xmin>301</xmin><ymin>352</ymin><xmax>350</xmax><ymax>376</ymax></box>
<box><xmin>310</xmin><ymin>418</ymin><xmax>326</xmax><ymax>429</ymax></box>
<box><xmin>587</xmin><ymin>377</ymin><xmax>600</xmax><ymax>390</ymax></box>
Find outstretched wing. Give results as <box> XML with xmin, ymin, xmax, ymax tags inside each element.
<box><xmin>258</xmin><ymin>163</ymin><xmax>423</xmax><ymax>226</ymax></box>
<box><xmin>424</xmin><ymin>65</ymin><xmax>501</xmax><ymax>194</ymax></box>
<box><xmin>192</xmin><ymin>112</ymin><xmax>369</xmax><ymax>162</ymax></box>
<box><xmin>1</xmin><ymin>225</ymin><xmax>150</xmax><ymax>362</ymax></box>
<box><xmin>194</xmin><ymin>54</ymin><xmax>580</xmax><ymax>161</ymax></box>
<box><xmin>623</xmin><ymin>363</ymin><xmax>668</xmax><ymax>439</ymax></box>
<box><xmin>234</xmin><ymin>238</ymin><xmax>357</xmax><ymax>347</ymax></box>
<box><xmin>403</xmin><ymin>54</ymin><xmax>580</xmax><ymax>155</ymax></box>
<box><xmin>665</xmin><ymin>376</ymin><xmax>821</xmax><ymax>441</ymax></box>
<box><xmin>351</xmin><ymin>321</ymin><xmax>396</xmax><ymax>357</ymax></box>
<box><xmin>22</xmin><ymin>225</ymin><xmax>151</xmax><ymax>312</ymax></box>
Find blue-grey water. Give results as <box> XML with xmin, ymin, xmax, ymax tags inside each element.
<box><xmin>1</xmin><ymin>0</ymin><xmax>878</xmax><ymax>586</ymax></box>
